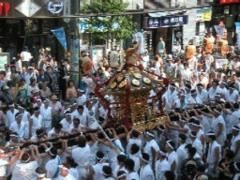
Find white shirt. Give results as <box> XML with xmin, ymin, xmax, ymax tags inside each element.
<box><xmin>45</xmin><ymin>156</ymin><xmax>61</xmax><ymax>179</ymax></box>
<box><xmin>167</xmin><ymin>151</ymin><xmax>178</xmax><ymax>171</ymax></box>
<box><xmin>127</xmin><ymin>171</ymin><xmax>140</xmax><ymax>180</ymax></box>
<box><xmin>6</xmin><ymin>109</ymin><xmax>18</xmax><ymax>127</ymax></box>
<box><xmin>193</xmin><ymin>138</ymin><xmax>203</xmax><ymax>156</ymax></box>
<box><xmin>129</xmin><ymin>153</ymin><xmax>141</xmax><ymax>172</ymax></box>
<box><xmin>60</xmin><ymin>118</ymin><xmax>72</xmax><ymax>133</ymax></box>
<box><xmin>40</xmin><ymin>106</ymin><xmax>52</xmax><ymax>130</ymax></box>
<box><xmin>57</xmin><ymin>173</ymin><xmax>76</xmax><ymax>180</ymax></box>
<box><xmin>31</xmin><ymin>114</ymin><xmax>43</xmax><ymax>136</ymax></box>
<box><xmin>10</xmin><ymin>121</ymin><xmax>29</xmax><ymax>139</ymax></box>
<box><xmin>20</xmin><ymin>51</ymin><xmax>32</xmax><ymax>62</ymax></box>
<box><xmin>226</xmin><ymin>89</ymin><xmax>239</xmax><ymax>102</ymax></box>
<box><xmin>162</xmin><ymin>89</ymin><xmax>178</xmax><ymax>111</ymax></box>
<box><xmin>92</xmin><ymin>162</ymin><xmax>109</xmax><ymax>180</ymax></box>
<box><xmin>76</xmin><ymin>95</ymin><xmax>87</xmax><ymax>106</ymax></box>
<box><xmin>208</xmin><ymin>86</ymin><xmax>221</xmax><ymax>100</ymax></box>
<box><xmin>72</xmin><ymin>145</ymin><xmax>91</xmax><ymax>167</ymax></box>
<box><xmin>12</xmin><ymin>160</ymin><xmax>38</xmax><ymax>180</ymax></box>
<box><xmin>71</xmin><ymin>110</ymin><xmax>87</xmax><ymax>127</ymax></box>
<box><xmin>197</xmin><ymin>89</ymin><xmax>208</xmax><ymax>103</ymax></box>
<box><xmin>139</xmin><ymin>164</ymin><xmax>154</xmax><ymax>180</ymax></box>
<box><xmin>212</xmin><ymin>115</ymin><xmax>226</xmax><ymax>145</ymax></box>
<box><xmin>207</xmin><ymin>140</ymin><xmax>221</xmax><ymax>165</ymax></box>
<box><xmin>0</xmin><ymin>159</ymin><xmax>8</xmax><ymax>176</ymax></box>
<box><xmin>143</xmin><ymin>139</ymin><xmax>160</xmax><ymax>161</ymax></box>
<box><xmin>155</xmin><ymin>158</ymin><xmax>170</xmax><ymax>180</ymax></box>
<box><xmin>176</xmin><ymin>144</ymin><xmax>188</xmax><ymax>172</ymax></box>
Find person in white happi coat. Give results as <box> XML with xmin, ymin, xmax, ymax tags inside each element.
<box><xmin>129</xmin><ymin>143</ymin><xmax>141</xmax><ymax>172</ymax></box>
<box><xmin>206</xmin><ymin>132</ymin><xmax>221</xmax><ymax>178</ymax></box>
<box><xmin>102</xmin><ymin>165</ymin><xmax>115</xmax><ymax>180</ymax></box>
<box><xmin>190</xmin><ymin>131</ymin><xmax>203</xmax><ymax>158</ymax></box>
<box><xmin>186</xmin><ymin>89</ymin><xmax>202</xmax><ymax>107</ymax></box>
<box><xmin>165</xmin><ymin>140</ymin><xmax>178</xmax><ymax>174</ymax></box>
<box><xmin>57</xmin><ymin>165</ymin><xmax>76</xmax><ymax>180</ymax></box>
<box><xmin>40</xmin><ymin>99</ymin><xmax>52</xmax><ymax>132</ymax></box>
<box><xmin>17</xmin><ymin>105</ymin><xmax>30</xmax><ymax>123</ymax></box>
<box><xmin>76</xmin><ymin>89</ymin><xmax>87</xmax><ymax>106</ymax></box>
<box><xmin>92</xmin><ymin>151</ymin><xmax>109</xmax><ymax>180</ymax></box>
<box><xmin>190</xmin><ymin>120</ymin><xmax>205</xmax><ymax>157</ymax></box>
<box><xmin>208</xmin><ymin>80</ymin><xmax>221</xmax><ymax>101</ymax></box>
<box><xmin>155</xmin><ymin>150</ymin><xmax>170</xmax><ymax>180</ymax></box>
<box><xmin>9</xmin><ymin>112</ymin><xmax>29</xmax><ymax>140</ymax></box>
<box><xmin>196</xmin><ymin>83</ymin><xmax>208</xmax><ymax>104</ymax></box>
<box><xmin>143</xmin><ymin>131</ymin><xmax>160</xmax><ymax>163</ymax></box>
<box><xmin>162</xmin><ymin>83</ymin><xmax>178</xmax><ymax>111</ymax></box>
<box><xmin>232</xmin><ymin>103</ymin><xmax>240</xmax><ymax>121</ymax></box>
<box><xmin>125</xmin><ymin>158</ymin><xmax>139</xmax><ymax>180</ymax></box>
<box><xmin>45</xmin><ymin>147</ymin><xmax>62</xmax><ymax>179</ymax></box>
<box><xmin>12</xmin><ymin>150</ymin><xmax>38</xmax><ymax>180</ymax></box>
<box><xmin>139</xmin><ymin>153</ymin><xmax>154</xmax><ymax>180</ymax></box>
<box><xmin>30</xmin><ymin>107</ymin><xmax>43</xmax><ymax>137</ymax></box>
<box><xmin>6</xmin><ymin>104</ymin><xmax>18</xmax><ymax>127</ymax></box>
<box><xmin>60</xmin><ymin>110</ymin><xmax>73</xmax><ymax>133</ymax></box>
<box><xmin>71</xmin><ymin>135</ymin><xmax>91</xmax><ymax>179</ymax></box>
<box><xmin>226</xmin><ymin>84</ymin><xmax>239</xmax><ymax>103</ymax></box>
<box><xmin>126</xmin><ymin>129</ymin><xmax>142</xmax><ymax>155</ymax></box>
<box><xmin>222</xmin><ymin>104</ymin><xmax>239</xmax><ymax>135</ymax></box>
<box><xmin>211</xmin><ymin>108</ymin><xmax>226</xmax><ymax>146</ymax></box>
<box><xmin>71</xmin><ymin>105</ymin><xmax>87</xmax><ymax>128</ymax></box>
<box><xmin>218</xmin><ymin>82</ymin><xmax>229</xmax><ymax>99</ymax></box>
<box><xmin>176</xmin><ymin>134</ymin><xmax>188</xmax><ymax>175</ymax></box>
<box><xmin>230</xmin><ymin>125</ymin><xmax>240</xmax><ymax>161</ymax></box>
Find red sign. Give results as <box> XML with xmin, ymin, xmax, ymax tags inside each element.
<box><xmin>220</xmin><ymin>0</ymin><xmax>240</xmax><ymax>4</ymax></box>
<box><xmin>0</xmin><ymin>2</ymin><xmax>10</xmax><ymax>16</ymax></box>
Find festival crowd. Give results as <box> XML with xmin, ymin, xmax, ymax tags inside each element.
<box><xmin>0</xmin><ymin>29</ymin><xmax>239</xmax><ymax>180</ymax></box>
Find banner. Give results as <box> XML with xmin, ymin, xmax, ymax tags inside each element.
<box><xmin>146</xmin><ymin>15</ymin><xmax>188</xmax><ymax>28</ymax></box>
<box><xmin>220</xmin><ymin>0</ymin><xmax>240</xmax><ymax>4</ymax></box>
<box><xmin>51</xmin><ymin>27</ymin><xmax>67</xmax><ymax>50</ymax></box>
<box><xmin>235</xmin><ymin>22</ymin><xmax>240</xmax><ymax>47</ymax></box>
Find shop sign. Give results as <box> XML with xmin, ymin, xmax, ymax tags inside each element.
<box><xmin>220</xmin><ymin>0</ymin><xmax>240</xmax><ymax>4</ymax></box>
<box><xmin>0</xmin><ymin>1</ymin><xmax>11</xmax><ymax>16</ymax></box>
<box><xmin>196</xmin><ymin>8</ymin><xmax>212</xmax><ymax>22</ymax></box>
<box><xmin>146</xmin><ymin>15</ymin><xmax>188</xmax><ymax>28</ymax></box>
<box><xmin>47</xmin><ymin>0</ymin><xmax>64</xmax><ymax>15</ymax></box>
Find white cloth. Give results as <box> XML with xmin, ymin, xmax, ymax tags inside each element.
<box><xmin>0</xmin><ymin>159</ymin><xmax>8</xmax><ymax>177</ymax></box>
<box><xmin>76</xmin><ymin>95</ymin><xmax>87</xmax><ymax>106</ymax></box>
<box><xmin>139</xmin><ymin>164</ymin><xmax>154</xmax><ymax>180</ymax></box>
<box><xmin>92</xmin><ymin>162</ymin><xmax>109</xmax><ymax>180</ymax></box>
<box><xmin>60</xmin><ymin>118</ymin><xmax>72</xmax><ymax>133</ymax></box>
<box><xmin>45</xmin><ymin>156</ymin><xmax>61</xmax><ymax>179</ymax></box>
<box><xmin>12</xmin><ymin>161</ymin><xmax>38</xmax><ymax>180</ymax></box>
<box><xmin>30</xmin><ymin>114</ymin><xmax>43</xmax><ymax>136</ymax></box>
<box><xmin>212</xmin><ymin>115</ymin><xmax>226</xmax><ymax>145</ymax></box>
<box><xmin>57</xmin><ymin>173</ymin><xmax>76</xmax><ymax>180</ymax></box>
<box><xmin>155</xmin><ymin>159</ymin><xmax>170</xmax><ymax>180</ymax></box>
<box><xmin>40</xmin><ymin>106</ymin><xmax>52</xmax><ymax>131</ymax></box>
<box><xmin>207</xmin><ymin>140</ymin><xmax>221</xmax><ymax>165</ymax></box>
<box><xmin>6</xmin><ymin>109</ymin><xmax>18</xmax><ymax>127</ymax></box>
<box><xmin>143</xmin><ymin>139</ymin><xmax>160</xmax><ymax>161</ymax></box>
<box><xmin>10</xmin><ymin>121</ymin><xmax>29</xmax><ymax>139</ymax></box>
<box><xmin>20</xmin><ymin>51</ymin><xmax>32</xmax><ymax>62</ymax></box>
<box><xmin>72</xmin><ymin>145</ymin><xmax>91</xmax><ymax>167</ymax></box>
<box><xmin>127</xmin><ymin>171</ymin><xmax>140</xmax><ymax>180</ymax></box>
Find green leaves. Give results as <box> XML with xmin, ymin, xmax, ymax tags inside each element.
<box><xmin>80</xmin><ymin>0</ymin><xmax>134</xmax><ymax>41</ymax></box>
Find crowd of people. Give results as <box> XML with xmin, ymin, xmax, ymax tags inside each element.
<box><xmin>0</xmin><ymin>28</ymin><xmax>239</xmax><ymax>180</ymax></box>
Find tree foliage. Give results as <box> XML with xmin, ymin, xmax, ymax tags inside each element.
<box><xmin>81</xmin><ymin>0</ymin><xmax>134</xmax><ymax>41</ymax></box>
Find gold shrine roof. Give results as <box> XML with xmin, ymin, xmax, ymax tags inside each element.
<box><xmin>100</xmin><ymin>66</ymin><xmax>163</xmax><ymax>94</ymax></box>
